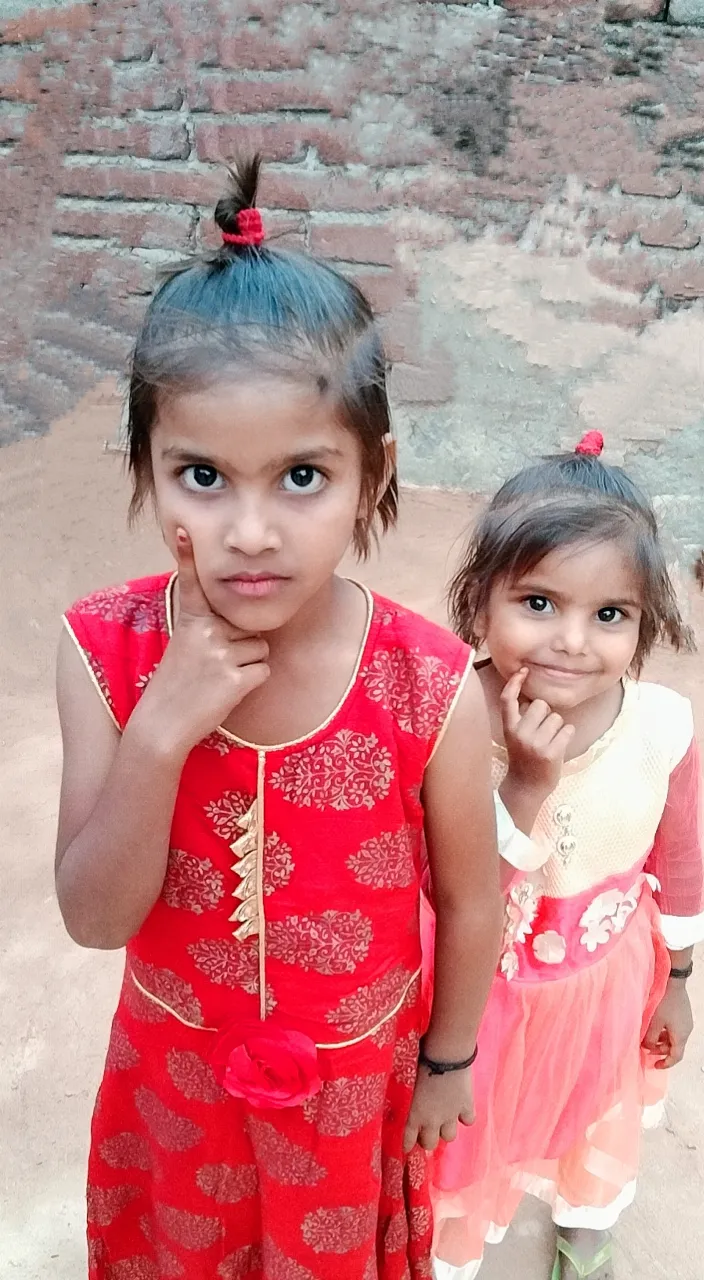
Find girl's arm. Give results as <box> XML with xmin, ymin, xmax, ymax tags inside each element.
<box><xmin>404</xmin><ymin>668</ymin><xmax>503</xmax><ymax>1152</ymax></box>
<box><xmin>55</xmin><ymin>532</ymin><xmax>270</xmax><ymax>950</ymax></box>
<box><xmin>55</xmin><ymin>627</ymin><xmax>187</xmax><ymax>949</ymax></box>
<box><xmin>642</xmin><ymin>727</ymin><xmax>702</xmax><ymax>1069</ymax></box>
<box><xmin>422</xmin><ymin>669</ymin><xmax>502</xmax><ymax>1058</ymax></box>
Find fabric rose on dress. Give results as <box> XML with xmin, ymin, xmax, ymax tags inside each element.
<box><xmin>532</xmin><ymin>931</ymin><xmax>567</xmax><ymax>966</ymax></box>
<box><xmin>211</xmin><ymin>1022</ymin><xmax>321</xmax><ymax>1109</ymax></box>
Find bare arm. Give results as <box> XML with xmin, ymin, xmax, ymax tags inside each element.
<box><xmin>55</xmin><ymin>531</ymin><xmax>269</xmax><ymax>950</ymax></box>
<box><xmin>422</xmin><ymin>669</ymin><xmax>504</xmax><ymax>1059</ymax></box>
<box><xmin>403</xmin><ymin>668</ymin><xmax>503</xmax><ymax>1152</ymax></box>
<box><xmin>55</xmin><ymin>627</ymin><xmax>186</xmax><ymax>949</ymax></box>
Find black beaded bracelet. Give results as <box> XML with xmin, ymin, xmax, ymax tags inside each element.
<box><xmin>670</xmin><ymin>961</ymin><xmax>694</xmax><ymax>980</ymax></box>
<box><xmin>418</xmin><ymin>1038</ymin><xmax>478</xmax><ymax>1076</ymax></box>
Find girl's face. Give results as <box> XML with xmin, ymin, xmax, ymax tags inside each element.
<box><xmin>150</xmin><ymin>378</ymin><xmax>369</xmax><ymax>633</ymax></box>
<box><xmin>479</xmin><ymin>539</ymin><xmax>643</xmax><ymax>712</ymax></box>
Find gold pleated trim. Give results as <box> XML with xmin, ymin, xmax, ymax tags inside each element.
<box><xmin>228</xmin><ymin>801</ymin><xmax>260</xmax><ymax>942</ymax></box>
<box><xmin>129</xmin><ymin>965</ymin><xmax>421</xmax><ymax>1051</ymax></box>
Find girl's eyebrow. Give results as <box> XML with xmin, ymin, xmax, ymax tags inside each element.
<box><xmin>160</xmin><ymin>444</ymin><xmax>346</xmax><ymax>469</ymax></box>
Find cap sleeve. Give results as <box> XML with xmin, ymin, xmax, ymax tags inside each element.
<box><xmin>645</xmin><ymin>731</ymin><xmax>704</xmax><ymax>948</ymax></box>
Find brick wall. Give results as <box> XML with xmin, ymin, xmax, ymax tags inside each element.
<box><xmin>1</xmin><ymin>0</ymin><xmax>703</xmax><ymax>558</ymax></box>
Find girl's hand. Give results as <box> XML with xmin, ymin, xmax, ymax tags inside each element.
<box><xmin>403</xmin><ymin>1067</ymin><xmax>474</xmax><ymax>1153</ymax></box>
<box><xmin>642</xmin><ymin>982</ymin><xmax>694</xmax><ymax>1069</ymax></box>
<box><xmin>137</xmin><ymin>529</ymin><xmax>270</xmax><ymax>756</ymax></box>
<box><xmin>501</xmin><ymin>667</ymin><xmax>575</xmax><ymax>799</ymax></box>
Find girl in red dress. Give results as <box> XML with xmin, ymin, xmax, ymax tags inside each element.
<box><xmin>55</xmin><ymin>157</ymin><xmax>503</xmax><ymax>1280</ymax></box>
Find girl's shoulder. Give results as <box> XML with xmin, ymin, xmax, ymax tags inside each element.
<box><xmin>62</xmin><ymin>572</ymin><xmax>172</xmax><ymax>730</ymax></box>
<box><xmin>369</xmin><ymin>590</ymin><xmax>472</xmax><ymax>669</ymax></box>
<box><xmin>64</xmin><ymin>571</ymin><xmax>172</xmax><ymax>635</ymax></box>
<box><xmin>631</xmin><ymin>679</ymin><xmax>695</xmax><ymax>769</ymax></box>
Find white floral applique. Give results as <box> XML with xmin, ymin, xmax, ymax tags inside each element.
<box><xmin>499</xmin><ymin>880</ymin><xmax>540</xmax><ymax>982</ymax></box>
<box><xmin>532</xmin><ymin>930</ymin><xmax>567</xmax><ymax>966</ymax></box>
<box><xmin>579</xmin><ymin>887</ymin><xmax>639</xmax><ymax>953</ymax></box>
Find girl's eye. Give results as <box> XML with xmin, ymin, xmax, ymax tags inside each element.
<box><xmin>525</xmin><ymin>596</ymin><xmax>553</xmax><ymax>615</ymax></box>
<box><xmin>281</xmin><ymin>465</ymin><xmax>325</xmax><ymax>494</ymax></box>
<box><xmin>597</xmin><ymin>606</ymin><xmax>623</xmax><ymax>624</ymax></box>
<box><xmin>181</xmin><ymin>465</ymin><xmax>224</xmax><ymax>491</ymax></box>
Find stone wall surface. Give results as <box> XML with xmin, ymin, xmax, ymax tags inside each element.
<box><xmin>1</xmin><ymin>0</ymin><xmax>703</xmax><ymax>556</ymax></box>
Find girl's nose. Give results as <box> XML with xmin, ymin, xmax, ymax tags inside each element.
<box><xmin>223</xmin><ymin>500</ymin><xmax>281</xmax><ymax>557</ymax></box>
<box><xmin>553</xmin><ymin>614</ymin><xmax>589</xmax><ymax>656</ymax></box>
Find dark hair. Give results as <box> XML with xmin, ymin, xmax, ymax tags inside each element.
<box><xmin>449</xmin><ymin>449</ymin><xmax>694</xmax><ymax>675</ymax></box>
<box><xmin>126</xmin><ymin>156</ymin><xmax>397</xmax><ymax>558</ymax></box>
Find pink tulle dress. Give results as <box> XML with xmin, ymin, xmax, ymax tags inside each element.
<box><xmin>424</xmin><ymin>680</ymin><xmax>703</xmax><ymax>1277</ymax></box>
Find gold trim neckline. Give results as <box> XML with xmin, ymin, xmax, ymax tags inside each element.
<box><xmin>165</xmin><ymin>571</ymin><xmax>375</xmax><ymax>753</ymax></box>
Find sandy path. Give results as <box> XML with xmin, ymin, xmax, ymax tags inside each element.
<box><xmin>0</xmin><ymin>383</ymin><xmax>702</xmax><ymax>1278</ymax></box>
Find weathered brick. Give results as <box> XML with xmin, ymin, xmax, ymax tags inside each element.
<box><xmin>191</xmin><ymin>71</ymin><xmax>351</xmax><ymax>117</ymax></box>
<box><xmin>258</xmin><ymin>168</ymin><xmax>386</xmax><ymax>214</ymax></box>
<box><xmin>0</xmin><ymin>51</ymin><xmax>40</xmax><ymax>105</ymax></box>
<box><xmin>49</xmin><ymin>244</ymin><xmax>154</xmax><ymax>297</ymax></box>
<box><xmin>604</xmin><ymin>210</ymin><xmax>640</xmax><ymax>242</ymax></box>
<box><xmin>0</xmin><ymin>103</ymin><xmax>30</xmax><ymax>144</ymax></box>
<box><xmin>620</xmin><ymin>174</ymin><xmax>683</xmax><ymax>198</ymax></box>
<box><xmin>194</xmin><ymin>119</ymin><xmax>351</xmax><ymax>166</ymax></box>
<box><xmin>588</xmin><ymin>298</ymin><xmax>659</xmax><ymax>329</ymax></box>
<box><xmin>346</xmin><ymin>269</ymin><xmax>411</xmax><ymax>316</ymax></box>
<box><xmin>58</xmin><ymin>161</ymin><xmax>220</xmax><ymax>207</ymax></box>
<box><xmin>110</xmin><ymin>34</ymin><xmax>155</xmax><ymax>64</ymax></box>
<box><xmin>1</xmin><ymin>2</ymin><xmax>93</xmax><ymax>45</ymax></box>
<box><xmin>639</xmin><ymin>210</ymin><xmax>701</xmax><ymax>249</ymax></box>
<box><xmin>309</xmin><ymin>221</ymin><xmax>396</xmax><ymax>267</ymax></box>
<box><xmin>70</xmin><ymin>117</ymin><xmax>190</xmax><ymax>161</ymax></box>
<box><xmin>588</xmin><ymin>252</ymin><xmax>657</xmax><ymax>294</ymax></box>
<box><xmin>605</xmin><ymin>0</ymin><xmax>665</xmax><ymax>20</ymax></box>
<box><xmin>107</xmin><ymin>72</ymin><xmax>184</xmax><ymax>115</ymax></box>
<box><xmin>53</xmin><ymin>202</ymin><xmax>193</xmax><ymax>250</ymax></box>
<box><xmin>379</xmin><ymin>304</ymin><xmax>423</xmax><ymax>365</ymax></box>
<box><xmin>660</xmin><ymin>262</ymin><xmax>704</xmax><ymax>299</ymax></box>
<box><xmin>217</xmin><ymin>32</ymin><xmax>307</xmax><ymax>72</ymax></box>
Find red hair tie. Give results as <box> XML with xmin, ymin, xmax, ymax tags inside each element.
<box><xmin>221</xmin><ymin>207</ymin><xmax>265</xmax><ymax>248</ymax></box>
<box><xmin>575</xmin><ymin>430</ymin><xmax>604</xmax><ymax>458</ymax></box>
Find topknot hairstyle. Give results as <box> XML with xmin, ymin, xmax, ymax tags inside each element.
<box><xmin>126</xmin><ymin>156</ymin><xmax>397</xmax><ymax>558</ymax></box>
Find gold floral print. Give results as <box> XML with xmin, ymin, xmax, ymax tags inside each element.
<box><xmin>270</xmin><ymin>731</ymin><xmax>394</xmax><ymax>811</ymax></box>
<box><xmin>267</xmin><ymin>910</ymin><xmax>373</xmax><ymax>975</ymax></box>
<box><xmin>134</xmin><ymin>1087</ymin><xmax>204</xmax><ymax>1153</ymax></box>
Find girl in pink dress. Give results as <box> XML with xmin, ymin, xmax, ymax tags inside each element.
<box><xmin>55</xmin><ymin>156</ymin><xmax>504</xmax><ymax>1280</ymax></box>
<box><xmin>427</xmin><ymin>432</ymin><xmax>703</xmax><ymax>1280</ymax></box>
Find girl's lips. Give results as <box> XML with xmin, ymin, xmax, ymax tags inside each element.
<box><xmin>220</xmin><ymin>575</ymin><xmax>288</xmax><ymax>599</ymax></box>
<box><xmin>532</xmin><ymin>664</ymin><xmax>589</xmax><ymax>681</ymax></box>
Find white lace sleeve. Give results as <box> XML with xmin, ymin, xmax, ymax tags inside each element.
<box><xmin>495</xmin><ymin>792</ymin><xmax>549</xmax><ymax>872</ymax></box>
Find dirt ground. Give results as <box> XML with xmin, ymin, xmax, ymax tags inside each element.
<box><xmin>1</xmin><ymin>382</ymin><xmax>702</xmax><ymax>1280</ymax></box>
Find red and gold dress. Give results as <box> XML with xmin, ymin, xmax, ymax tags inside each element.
<box><xmin>63</xmin><ymin>572</ymin><xmax>473</xmax><ymax>1280</ymax></box>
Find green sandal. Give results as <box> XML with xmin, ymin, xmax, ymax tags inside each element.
<box><xmin>551</xmin><ymin>1235</ymin><xmax>613</xmax><ymax>1280</ymax></box>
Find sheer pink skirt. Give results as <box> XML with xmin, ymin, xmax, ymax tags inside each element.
<box><xmin>426</xmin><ymin>891</ymin><xmax>670</xmax><ymax>1266</ymax></box>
